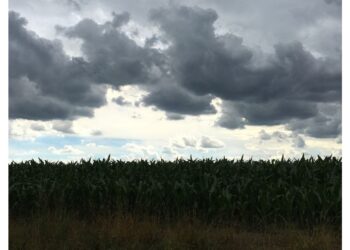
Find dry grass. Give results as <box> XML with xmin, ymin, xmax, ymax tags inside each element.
<box><xmin>9</xmin><ymin>213</ymin><xmax>341</xmax><ymax>250</ymax></box>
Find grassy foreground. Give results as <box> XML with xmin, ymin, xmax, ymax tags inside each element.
<box><xmin>10</xmin><ymin>212</ymin><xmax>341</xmax><ymax>250</ymax></box>
<box><xmin>9</xmin><ymin>156</ymin><xmax>341</xmax><ymax>249</ymax></box>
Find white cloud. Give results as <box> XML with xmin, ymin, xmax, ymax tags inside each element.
<box><xmin>122</xmin><ymin>143</ymin><xmax>160</xmax><ymax>160</ymax></box>
<box><xmin>48</xmin><ymin>145</ymin><xmax>83</xmax><ymax>155</ymax></box>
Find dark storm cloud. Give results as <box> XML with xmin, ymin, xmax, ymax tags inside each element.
<box><xmin>9</xmin><ymin>77</ymin><xmax>94</xmax><ymax>120</ymax></box>
<box><xmin>9</xmin><ymin>11</ymin><xmax>106</xmax><ymax>120</ymax></box>
<box><xmin>150</xmin><ymin>6</ymin><xmax>340</xmax><ymax>104</ymax></box>
<box><xmin>216</xmin><ymin>103</ymin><xmax>245</xmax><ymax>129</ymax></box>
<box><xmin>56</xmin><ymin>13</ymin><xmax>165</xmax><ymax>87</ymax></box>
<box><xmin>234</xmin><ymin>100</ymin><xmax>318</xmax><ymax>126</ymax></box>
<box><xmin>57</xmin><ymin>12</ymin><xmax>217</xmax><ymax>115</ymax></box>
<box><xmin>149</xmin><ymin>5</ymin><xmax>340</xmax><ymax>137</ymax></box>
<box><xmin>142</xmin><ymin>82</ymin><xmax>216</xmax><ymax>115</ymax></box>
<box><xmin>9</xmin><ymin>4</ymin><xmax>341</xmax><ymax>139</ymax></box>
<box><xmin>287</xmin><ymin>103</ymin><xmax>341</xmax><ymax>138</ymax></box>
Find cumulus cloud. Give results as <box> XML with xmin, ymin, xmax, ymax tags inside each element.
<box><xmin>9</xmin><ymin>4</ymin><xmax>341</xmax><ymax>139</ymax></box>
<box><xmin>287</xmin><ymin>103</ymin><xmax>341</xmax><ymax>138</ymax></box>
<box><xmin>142</xmin><ymin>82</ymin><xmax>216</xmax><ymax>115</ymax></box>
<box><xmin>216</xmin><ymin>103</ymin><xmax>246</xmax><ymax>129</ymax></box>
<box><xmin>150</xmin><ymin>6</ymin><xmax>340</xmax><ymax>137</ymax></box>
<box><xmin>9</xmin><ymin>11</ymin><xmax>107</xmax><ymax>120</ymax></box>
<box><xmin>56</xmin><ymin>13</ymin><xmax>165</xmax><ymax>87</ymax></box>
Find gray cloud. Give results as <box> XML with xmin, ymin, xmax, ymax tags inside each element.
<box><xmin>56</xmin><ymin>13</ymin><xmax>165</xmax><ymax>87</ymax></box>
<box><xmin>165</xmin><ymin>113</ymin><xmax>185</xmax><ymax>120</ymax></box>
<box><xmin>112</xmin><ymin>96</ymin><xmax>132</xmax><ymax>106</ymax></box>
<box><xmin>111</xmin><ymin>11</ymin><xmax>130</xmax><ymax>28</ymax></box>
<box><xmin>9</xmin><ymin>11</ymin><xmax>106</xmax><ymax>120</ymax></box>
<box><xmin>259</xmin><ymin>130</ymin><xmax>306</xmax><ymax>148</ymax></box>
<box><xmin>66</xmin><ymin>0</ymin><xmax>81</xmax><ymax>11</ymax></box>
<box><xmin>151</xmin><ymin>6</ymin><xmax>340</xmax><ymax>102</ymax></box>
<box><xmin>30</xmin><ymin>123</ymin><xmax>46</xmax><ymax>131</ymax></box>
<box><xmin>200</xmin><ymin>136</ymin><xmax>224</xmax><ymax>148</ymax></box>
<box><xmin>52</xmin><ymin>120</ymin><xmax>75</xmax><ymax>134</ymax></box>
<box><xmin>324</xmin><ymin>0</ymin><xmax>341</xmax><ymax>6</ymax></box>
<box><xmin>142</xmin><ymin>80</ymin><xmax>216</xmax><ymax>115</ymax></box>
<box><xmin>293</xmin><ymin>135</ymin><xmax>306</xmax><ymax>148</ymax></box>
<box><xmin>149</xmin><ymin>5</ymin><xmax>340</xmax><ymax>137</ymax></box>
<box><xmin>9</xmin><ymin>4</ymin><xmax>341</xmax><ymax>138</ymax></box>
<box><xmin>216</xmin><ymin>103</ymin><xmax>246</xmax><ymax>129</ymax></box>
<box><xmin>9</xmin><ymin>77</ymin><xmax>94</xmax><ymax>120</ymax></box>
<box><xmin>287</xmin><ymin>103</ymin><xmax>341</xmax><ymax>138</ymax></box>
<box><xmin>259</xmin><ymin>130</ymin><xmax>271</xmax><ymax>140</ymax></box>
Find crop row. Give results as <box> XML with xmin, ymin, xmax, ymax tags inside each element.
<box><xmin>9</xmin><ymin>156</ymin><xmax>341</xmax><ymax>227</ymax></box>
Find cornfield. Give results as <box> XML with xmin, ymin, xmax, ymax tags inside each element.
<box><xmin>9</xmin><ymin>156</ymin><xmax>341</xmax><ymax>228</ymax></box>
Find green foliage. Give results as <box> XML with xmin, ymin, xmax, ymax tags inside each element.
<box><xmin>9</xmin><ymin>156</ymin><xmax>341</xmax><ymax>227</ymax></box>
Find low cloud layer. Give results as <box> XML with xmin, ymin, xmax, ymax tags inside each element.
<box><xmin>9</xmin><ymin>3</ymin><xmax>341</xmax><ymax>139</ymax></box>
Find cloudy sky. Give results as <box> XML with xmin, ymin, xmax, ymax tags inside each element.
<box><xmin>8</xmin><ymin>0</ymin><xmax>341</xmax><ymax>161</ymax></box>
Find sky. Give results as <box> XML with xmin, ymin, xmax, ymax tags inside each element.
<box><xmin>8</xmin><ymin>0</ymin><xmax>342</xmax><ymax>161</ymax></box>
